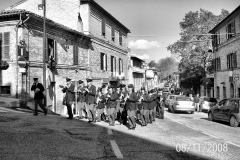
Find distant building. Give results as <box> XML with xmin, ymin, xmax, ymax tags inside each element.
<box><xmin>128</xmin><ymin>55</ymin><xmax>146</xmax><ymax>91</ymax></box>
<box><xmin>209</xmin><ymin>5</ymin><xmax>240</xmax><ymax>99</ymax></box>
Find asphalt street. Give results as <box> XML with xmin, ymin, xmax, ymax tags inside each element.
<box><xmin>0</xmin><ymin>102</ymin><xmax>240</xmax><ymax>160</ymax></box>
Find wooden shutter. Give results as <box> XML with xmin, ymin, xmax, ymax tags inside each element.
<box><xmin>227</xmin><ymin>55</ymin><xmax>229</xmax><ymax>69</ymax></box>
<box><xmin>226</xmin><ymin>26</ymin><xmax>228</xmax><ymax>40</ymax></box>
<box><xmin>54</xmin><ymin>41</ymin><xmax>57</xmax><ymax>64</ymax></box>
<box><xmin>105</xmin><ymin>54</ymin><xmax>107</xmax><ymax>71</ymax></box>
<box><xmin>111</xmin><ymin>26</ymin><xmax>115</xmax><ymax>41</ymax></box>
<box><xmin>233</xmin><ymin>53</ymin><xmax>237</xmax><ymax>68</ymax></box>
<box><xmin>119</xmin><ymin>32</ymin><xmax>122</xmax><ymax>45</ymax></box>
<box><xmin>73</xmin><ymin>45</ymin><xmax>78</xmax><ymax>65</ymax></box>
<box><xmin>0</xmin><ymin>33</ymin><xmax>2</xmax><ymax>60</ymax></box>
<box><xmin>100</xmin><ymin>53</ymin><xmax>104</xmax><ymax>70</ymax></box>
<box><xmin>111</xmin><ymin>56</ymin><xmax>114</xmax><ymax>72</ymax></box>
<box><xmin>219</xmin><ymin>58</ymin><xmax>221</xmax><ymax>70</ymax></box>
<box><xmin>102</xmin><ymin>18</ymin><xmax>106</xmax><ymax>36</ymax></box>
<box><xmin>119</xmin><ymin>58</ymin><xmax>121</xmax><ymax>74</ymax></box>
<box><xmin>232</xmin><ymin>21</ymin><xmax>236</xmax><ymax>37</ymax></box>
<box><xmin>3</xmin><ymin>32</ymin><xmax>10</xmax><ymax>60</ymax></box>
<box><xmin>114</xmin><ymin>57</ymin><xmax>117</xmax><ymax>73</ymax></box>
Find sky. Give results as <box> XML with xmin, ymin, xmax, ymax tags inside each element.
<box><xmin>0</xmin><ymin>0</ymin><xmax>239</xmax><ymax>62</ymax></box>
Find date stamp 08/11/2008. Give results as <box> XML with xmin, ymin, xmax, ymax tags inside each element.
<box><xmin>175</xmin><ymin>142</ymin><xmax>228</xmax><ymax>153</ymax></box>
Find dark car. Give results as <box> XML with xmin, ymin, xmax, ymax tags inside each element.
<box><xmin>199</xmin><ymin>97</ymin><xmax>218</xmax><ymax>112</ymax></box>
<box><xmin>208</xmin><ymin>98</ymin><xmax>240</xmax><ymax>127</ymax></box>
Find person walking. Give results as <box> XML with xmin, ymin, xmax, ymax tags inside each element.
<box><xmin>194</xmin><ymin>94</ymin><xmax>200</xmax><ymax>112</ymax></box>
<box><xmin>31</xmin><ymin>77</ymin><xmax>47</xmax><ymax>116</ymax></box>
<box><xmin>126</xmin><ymin>84</ymin><xmax>138</xmax><ymax>130</ymax></box>
<box><xmin>85</xmin><ymin>78</ymin><xmax>97</xmax><ymax>123</ymax></box>
<box><xmin>96</xmin><ymin>88</ymin><xmax>106</xmax><ymax>122</ymax></box>
<box><xmin>106</xmin><ymin>87</ymin><xmax>119</xmax><ymax>126</ymax></box>
<box><xmin>61</xmin><ymin>77</ymin><xmax>75</xmax><ymax>119</ymax></box>
<box><xmin>76</xmin><ymin>80</ymin><xmax>86</xmax><ymax>119</ymax></box>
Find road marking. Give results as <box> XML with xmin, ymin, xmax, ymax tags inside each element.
<box><xmin>110</xmin><ymin>140</ymin><xmax>123</xmax><ymax>159</ymax></box>
<box><xmin>226</xmin><ymin>141</ymin><xmax>240</xmax><ymax>148</ymax></box>
<box><xmin>108</xmin><ymin>128</ymin><xmax>113</xmax><ymax>135</ymax></box>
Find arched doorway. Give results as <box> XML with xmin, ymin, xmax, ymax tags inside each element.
<box><xmin>230</xmin><ymin>83</ymin><xmax>234</xmax><ymax>98</ymax></box>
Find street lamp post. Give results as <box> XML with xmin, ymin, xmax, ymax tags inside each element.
<box><xmin>42</xmin><ymin>0</ymin><xmax>47</xmax><ymax>107</ymax></box>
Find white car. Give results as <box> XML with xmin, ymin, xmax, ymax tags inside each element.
<box><xmin>167</xmin><ymin>95</ymin><xmax>195</xmax><ymax>114</ymax></box>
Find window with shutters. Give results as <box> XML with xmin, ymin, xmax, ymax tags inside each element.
<box><xmin>47</xmin><ymin>38</ymin><xmax>57</xmax><ymax>62</ymax></box>
<box><xmin>111</xmin><ymin>26</ymin><xmax>115</xmax><ymax>41</ymax></box>
<box><xmin>114</xmin><ymin>57</ymin><xmax>117</xmax><ymax>74</ymax></box>
<box><xmin>111</xmin><ymin>56</ymin><xmax>114</xmax><ymax>72</ymax></box>
<box><xmin>226</xmin><ymin>21</ymin><xmax>236</xmax><ymax>40</ymax></box>
<box><xmin>119</xmin><ymin>32</ymin><xmax>122</xmax><ymax>46</ymax></box>
<box><xmin>227</xmin><ymin>53</ymin><xmax>237</xmax><ymax>69</ymax></box>
<box><xmin>213</xmin><ymin>57</ymin><xmax>221</xmax><ymax>71</ymax></box>
<box><xmin>119</xmin><ymin>58</ymin><xmax>121</xmax><ymax>74</ymax></box>
<box><xmin>0</xmin><ymin>33</ymin><xmax>2</xmax><ymax>61</ymax></box>
<box><xmin>1</xmin><ymin>32</ymin><xmax>10</xmax><ymax>60</ymax></box>
<box><xmin>102</xmin><ymin>18</ymin><xmax>106</xmax><ymax>37</ymax></box>
<box><xmin>216</xmin><ymin>86</ymin><xmax>220</xmax><ymax>99</ymax></box>
<box><xmin>73</xmin><ymin>45</ymin><xmax>79</xmax><ymax>65</ymax></box>
<box><xmin>100</xmin><ymin>53</ymin><xmax>107</xmax><ymax>71</ymax></box>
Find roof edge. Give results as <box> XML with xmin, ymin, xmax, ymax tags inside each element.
<box><xmin>209</xmin><ymin>5</ymin><xmax>240</xmax><ymax>33</ymax></box>
<box><xmin>81</xmin><ymin>0</ymin><xmax>131</xmax><ymax>33</ymax></box>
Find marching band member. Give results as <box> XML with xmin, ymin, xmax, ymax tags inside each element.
<box><xmin>85</xmin><ymin>78</ymin><xmax>97</xmax><ymax>123</ymax></box>
<box><xmin>126</xmin><ymin>84</ymin><xmax>138</xmax><ymax>130</ymax></box>
<box><xmin>76</xmin><ymin>80</ymin><xmax>86</xmax><ymax>119</ymax></box>
<box><xmin>96</xmin><ymin>88</ymin><xmax>106</xmax><ymax>122</ymax></box>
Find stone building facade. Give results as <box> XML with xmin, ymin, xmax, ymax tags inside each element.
<box><xmin>210</xmin><ymin>5</ymin><xmax>240</xmax><ymax>100</ymax></box>
<box><xmin>0</xmin><ymin>0</ymin><xmax>130</xmax><ymax>115</ymax></box>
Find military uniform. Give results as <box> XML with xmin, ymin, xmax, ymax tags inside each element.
<box><xmin>62</xmin><ymin>78</ymin><xmax>75</xmax><ymax>119</ymax></box>
<box><xmin>126</xmin><ymin>87</ymin><xmax>138</xmax><ymax>129</ymax></box>
<box><xmin>96</xmin><ymin>94</ymin><xmax>106</xmax><ymax>122</ymax></box>
<box><xmin>142</xmin><ymin>92</ymin><xmax>151</xmax><ymax>125</ymax></box>
<box><xmin>76</xmin><ymin>80</ymin><xmax>86</xmax><ymax>119</ymax></box>
<box><xmin>86</xmin><ymin>79</ymin><xmax>97</xmax><ymax>122</ymax></box>
<box><xmin>106</xmin><ymin>90</ymin><xmax>119</xmax><ymax>126</ymax></box>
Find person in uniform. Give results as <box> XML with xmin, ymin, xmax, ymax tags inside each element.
<box><xmin>76</xmin><ymin>80</ymin><xmax>86</xmax><ymax>119</ymax></box>
<box><xmin>148</xmin><ymin>90</ymin><xmax>155</xmax><ymax>123</ymax></box>
<box><xmin>139</xmin><ymin>88</ymin><xmax>148</xmax><ymax>126</ymax></box>
<box><xmin>61</xmin><ymin>77</ymin><xmax>75</xmax><ymax>119</ymax></box>
<box><xmin>126</xmin><ymin>84</ymin><xmax>138</xmax><ymax>130</ymax></box>
<box><xmin>151</xmin><ymin>89</ymin><xmax>158</xmax><ymax>121</ymax></box>
<box><xmin>31</xmin><ymin>77</ymin><xmax>47</xmax><ymax>116</ymax></box>
<box><xmin>96</xmin><ymin>88</ymin><xmax>106</xmax><ymax>122</ymax></box>
<box><xmin>106</xmin><ymin>87</ymin><xmax>119</xmax><ymax>126</ymax></box>
<box><xmin>85</xmin><ymin>78</ymin><xmax>97</xmax><ymax>123</ymax></box>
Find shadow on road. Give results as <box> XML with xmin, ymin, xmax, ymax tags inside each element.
<box><xmin>0</xmin><ymin>111</ymin><xmax>213</xmax><ymax>160</ymax></box>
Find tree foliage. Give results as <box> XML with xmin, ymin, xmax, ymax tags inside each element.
<box><xmin>157</xmin><ymin>57</ymin><xmax>178</xmax><ymax>78</ymax></box>
<box><xmin>167</xmin><ymin>9</ymin><xmax>229</xmax><ymax>93</ymax></box>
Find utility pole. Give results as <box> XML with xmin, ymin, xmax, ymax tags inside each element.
<box><xmin>42</xmin><ymin>0</ymin><xmax>47</xmax><ymax>107</ymax></box>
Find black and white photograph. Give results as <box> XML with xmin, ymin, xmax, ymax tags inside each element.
<box><xmin>0</xmin><ymin>0</ymin><xmax>240</xmax><ymax>159</ymax></box>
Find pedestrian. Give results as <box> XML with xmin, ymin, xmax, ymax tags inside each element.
<box><xmin>85</xmin><ymin>78</ymin><xmax>97</xmax><ymax>123</ymax></box>
<box><xmin>148</xmin><ymin>90</ymin><xmax>155</xmax><ymax>123</ymax></box>
<box><xmin>106</xmin><ymin>87</ymin><xmax>119</xmax><ymax>126</ymax></box>
<box><xmin>126</xmin><ymin>84</ymin><xmax>138</xmax><ymax>130</ymax></box>
<box><xmin>96</xmin><ymin>88</ymin><xmax>106</xmax><ymax>122</ymax></box>
<box><xmin>76</xmin><ymin>80</ymin><xmax>86</xmax><ymax>119</ymax></box>
<box><xmin>61</xmin><ymin>77</ymin><xmax>75</xmax><ymax>119</ymax></box>
<box><xmin>121</xmin><ymin>86</ymin><xmax>129</xmax><ymax>125</ymax></box>
<box><xmin>138</xmin><ymin>88</ymin><xmax>147</xmax><ymax>126</ymax></box>
<box><xmin>31</xmin><ymin>77</ymin><xmax>47</xmax><ymax>116</ymax></box>
<box><xmin>194</xmin><ymin>94</ymin><xmax>200</xmax><ymax>112</ymax></box>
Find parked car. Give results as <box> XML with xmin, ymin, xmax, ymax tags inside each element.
<box><xmin>167</xmin><ymin>95</ymin><xmax>195</xmax><ymax>114</ymax></box>
<box><xmin>199</xmin><ymin>97</ymin><xmax>218</xmax><ymax>112</ymax></box>
<box><xmin>208</xmin><ymin>98</ymin><xmax>240</xmax><ymax>127</ymax></box>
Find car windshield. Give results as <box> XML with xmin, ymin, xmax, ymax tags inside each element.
<box><xmin>203</xmin><ymin>97</ymin><xmax>217</xmax><ymax>102</ymax></box>
<box><xmin>176</xmin><ymin>96</ymin><xmax>190</xmax><ymax>101</ymax></box>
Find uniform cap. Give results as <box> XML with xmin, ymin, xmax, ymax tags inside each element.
<box><xmin>86</xmin><ymin>78</ymin><xmax>92</xmax><ymax>82</ymax></box>
<box><xmin>78</xmin><ymin>80</ymin><xmax>84</xmax><ymax>84</ymax></box>
<box><xmin>128</xmin><ymin>84</ymin><xmax>134</xmax><ymax>88</ymax></box>
<box><xmin>66</xmin><ymin>77</ymin><xmax>71</xmax><ymax>82</ymax></box>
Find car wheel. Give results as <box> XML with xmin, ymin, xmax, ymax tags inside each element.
<box><xmin>190</xmin><ymin>111</ymin><xmax>194</xmax><ymax>114</ymax></box>
<box><xmin>168</xmin><ymin>107</ymin><xmax>171</xmax><ymax>112</ymax></box>
<box><xmin>230</xmin><ymin>116</ymin><xmax>239</xmax><ymax>127</ymax></box>
<box><xmin>208</xmin><ymin>112</ymin><xmax>214</xmax><ymax>121</ymax></box>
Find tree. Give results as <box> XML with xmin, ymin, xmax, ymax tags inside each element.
<box><xmin>148</xmin><ymin>60</ymin><xmax>157</xmax><ymax>68</ymax></box>
<box><xmin>167</xmin><ymin>9</ymin><xmax>229</xmax><ymax>93</ymax></box>
<box><xmin>156</xmin><ymin>57</ymin><xmax>178</xmax><ymax>78</ymax></box>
